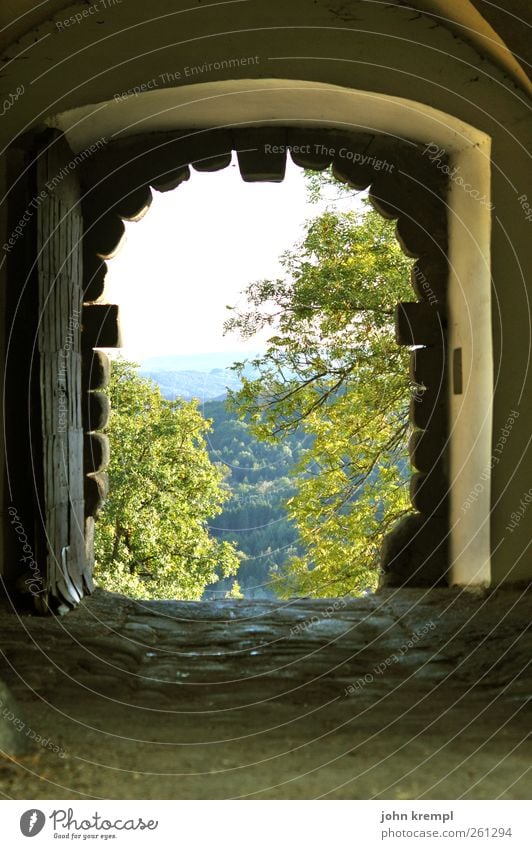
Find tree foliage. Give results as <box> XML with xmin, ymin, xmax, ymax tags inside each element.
<box><xmin>94</xmin><ymin>359</ymin><xmax>239</xmax><ymax>599</ymax></box>
<box><xmin>225</xmin><ymin>194</ymin><xmax>415</xmax><ymax>597</ymax></box>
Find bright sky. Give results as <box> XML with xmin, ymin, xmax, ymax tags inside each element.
<box><xmin>103</xmin><ymin>156</ymin><xmax>317</xmax><ymax>362</ymax></box>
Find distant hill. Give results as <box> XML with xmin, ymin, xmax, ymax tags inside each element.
<box><xmin>139</xmin><ymin>368</ymin><xmax>243</xmax><ymax>402</ymax></box>
<box><xmin>138</xmin><ymin>352</ymin><xmax>260</xmax><ymax>401</ymax></box>
<box><xmin>140</xmin><ymin>351</ymin><xmax>259</xmax><ymax>373</ymax></box>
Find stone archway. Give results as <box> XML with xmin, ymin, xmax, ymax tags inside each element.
<box><xmin>4</xmin><ymin>81</ymin><xmax>495</xmax><ymax>611</ymax></box>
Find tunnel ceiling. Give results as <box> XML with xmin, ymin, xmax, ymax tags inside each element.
<box><xmin>0</xmin><ymin>0</ymin><xmax>530</xmax><ymax>93</ymax></box>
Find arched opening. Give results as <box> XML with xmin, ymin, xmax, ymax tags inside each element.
<box><xmin>93</xmin><ymin>155</ymin><xmax>415</xmax><ymax>601</ymax></box>
<box><xmin>79</xmin><ymin>120</ymin><xmax>456</xmax><ymax>607</ymax></box>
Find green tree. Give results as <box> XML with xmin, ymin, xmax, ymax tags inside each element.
<box><xmin>94</xmin><ymin>359</ymin><xmax>239</xmax><ymax>599</ymax></box>
<box><xmin>225</xmin><ymin>194</ymin><xmax>415</xmax><ymax>598</ymax></box>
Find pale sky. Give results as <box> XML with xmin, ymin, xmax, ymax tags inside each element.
<box><xmin>103</xmin><ymin>155</ymin><xmax>363</xmax><ymax>363</ymax></box>
<box><xmin>104</xmin><ymin>156</ymin><xmax>314</xmax><ymax>362</ymax></box>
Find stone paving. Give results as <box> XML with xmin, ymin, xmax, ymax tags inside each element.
<box><xmin>0</xmin><ymin>587</ymin><xmax>531</xmax><ymax>799</ymax></box>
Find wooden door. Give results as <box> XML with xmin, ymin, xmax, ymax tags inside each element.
<box><xmin>35</xmin><ymin>132</ymin><xmax>92</xmax><ymax>610</ymax></box>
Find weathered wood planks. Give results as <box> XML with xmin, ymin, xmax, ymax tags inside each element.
<box><xmin>36</xmin><ymin>132</ymin><xmax>93</xmax><ymax>609</ymax></box>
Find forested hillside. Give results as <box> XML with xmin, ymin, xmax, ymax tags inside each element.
<box><xmin>201</xmin><ymin>400</ymin><xmax>308</xmax><ymax>598</ymax></box>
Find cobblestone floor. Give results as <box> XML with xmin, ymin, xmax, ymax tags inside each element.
<box><xmin>0</xmin><ymin>587</ymin><xmax>531</xmax><ymax>799</ymax></box>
